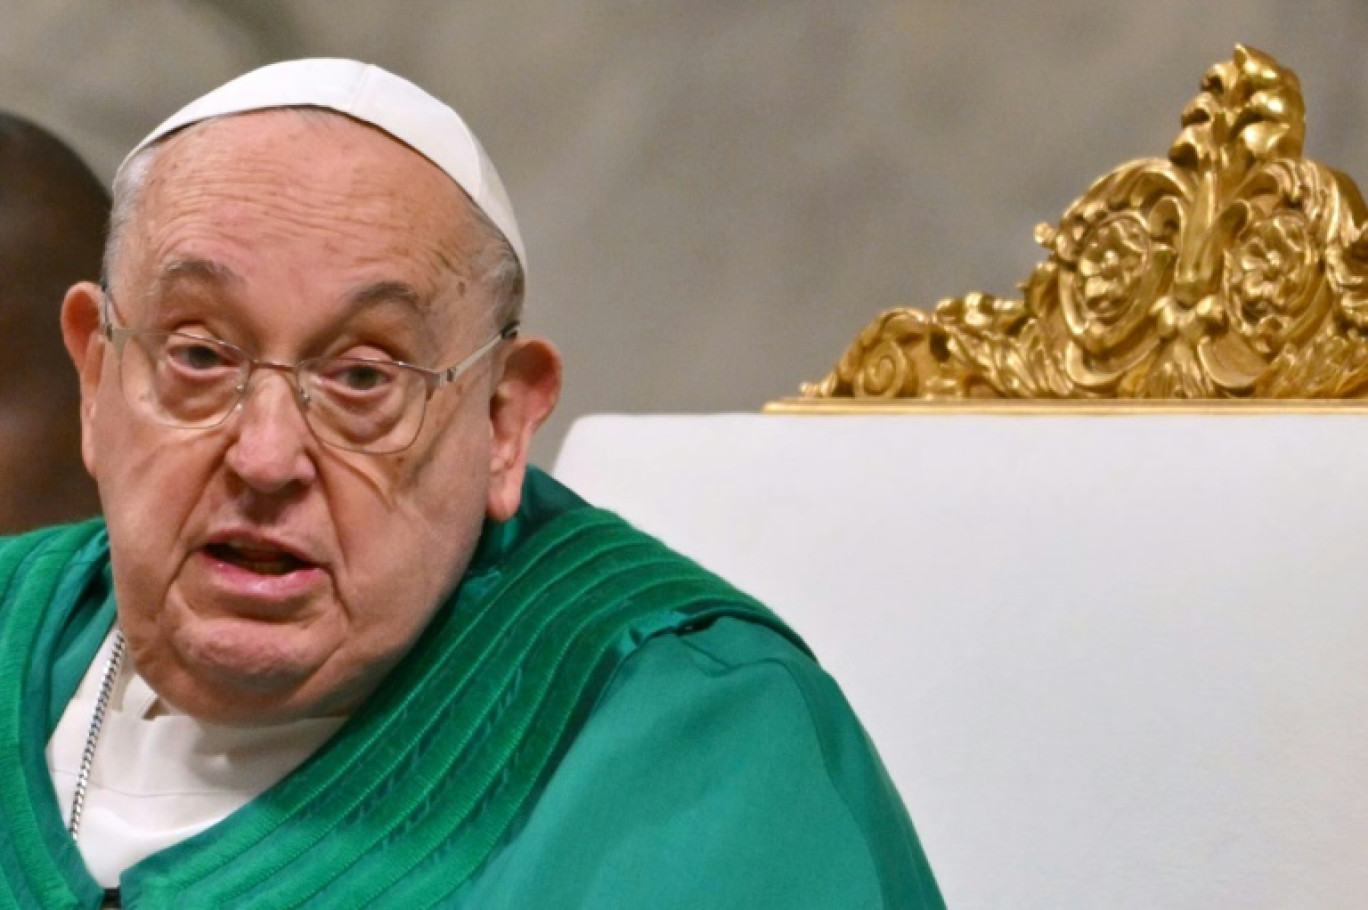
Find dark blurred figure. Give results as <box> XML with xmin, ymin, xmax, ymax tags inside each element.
<box><xmin>0</xmin><ymin>113</ymin><xmax>104</xmax><ymax>532</ymax></box>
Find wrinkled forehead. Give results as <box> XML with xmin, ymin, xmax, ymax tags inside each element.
<box><xmin>144</xmin><ymin>107</ymin><xmax>472</xmax><ymax>210</ymax></box>
<box><xmin>116</xmin><ymin>58</ymin><xmax>525</xmax><ymax>271</ymax></box>
<box><xmin>118</xmin><ymin>112</ymin><xmax>490</xmax><ymax>335</ymax></box>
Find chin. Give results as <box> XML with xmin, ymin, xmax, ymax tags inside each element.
<box><xmin>152</xmin><ymin>620</ymin><xmax>336</xmax><ymax>722</ymax></box>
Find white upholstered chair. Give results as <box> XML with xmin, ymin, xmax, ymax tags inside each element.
<box><xmin>553</xmin><ymin>47</ymin><xmax>1368</xmax><ymax>909</ymax></box>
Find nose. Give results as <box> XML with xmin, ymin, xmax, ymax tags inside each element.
<box><xmin>222</xmin><ymin>368</ymin><xmax>318</xmax><ymax>494</ymax></box>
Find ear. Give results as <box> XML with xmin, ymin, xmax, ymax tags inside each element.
<box><xmin>60</xmin><ymin>281</ymin><xmax>108</xmax><ymax>478</ymax></box>
<box><xmin>485</xmin><ymin>336</ymin><xmax>562</xmax><ymax>522</ymax></box>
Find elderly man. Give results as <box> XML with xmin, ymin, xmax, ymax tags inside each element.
<box><xmin>0</xmin><ymin>113</ymin><xmax>104</xmax><ymax>531</ymax></box>
<box><xmin>0</xmin><ymin>61</ymin><xmax>943</xmax><ymax>907</ymax></box>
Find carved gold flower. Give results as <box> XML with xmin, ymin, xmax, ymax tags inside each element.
<box><xmin>1224</xmin><ymin>211</ymin><xmax>1316</xmax><ymax>351</ymax></box>
<box><xmin>1077</xmin><ymin>217</ymin><xmax>1150</xmax><ymax>321</ymax></box>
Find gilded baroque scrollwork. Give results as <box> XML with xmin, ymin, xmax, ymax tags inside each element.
<box><xmin>800</xmin><ymin>45</ymin><xmax>1368</xmax><ymax>401</ymax></box>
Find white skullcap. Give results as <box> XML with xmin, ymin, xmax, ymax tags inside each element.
<box><xmin>121</xmin><ymin>58</ymin><xmax>526</xmax><ymax>270</ymax></box>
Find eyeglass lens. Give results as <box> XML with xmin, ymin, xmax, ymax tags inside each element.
<box><xmin>120</xmin><ymin>332</ymin><xmax>429</xmax><ymax>454</ymax></box>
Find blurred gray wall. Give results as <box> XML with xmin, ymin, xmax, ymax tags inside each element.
<box><xmin>5</xmin><ymin>1</ymin><xmax>1368</xmax><ymax>466</ymax></box>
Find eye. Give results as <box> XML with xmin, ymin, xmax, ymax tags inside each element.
<box><xmin>164</xmin><ymin>335</ymin><xmax>235</xmax><ymax>372</ymax></box>
<box><xmin>316</xmin><ymin>358</ymin><xmax>402</xmax><ymax>394</ymax></box>
<box><xmin>336</xmin><ymin>363</ymin><xmax>390</xmax><ymax>391</ymax></box>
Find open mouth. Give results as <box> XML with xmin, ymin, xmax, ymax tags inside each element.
<box><xmin>205</xmin><ymin>542</ymin><xmax>313</xmax><ymax>576</ymax></box>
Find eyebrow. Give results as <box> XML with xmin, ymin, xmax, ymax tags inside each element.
<box><xmin>128</xmin><ymin>257</ymin><xmax>243</xmax><ymax>317</ymax></box>
<box><xmin>155</xmin><ymin>257</ymin><xmax>244</xmax><ymax>292</ymax></box>
<box><xmin>344</xmin><ymin>279</ymin><xmax>432</xmax><ymax>316</ymax></box>
<box><xmin>146</xmin><ymin>260</ymin><xmax>431</xmax><ymax>319</ymax></box>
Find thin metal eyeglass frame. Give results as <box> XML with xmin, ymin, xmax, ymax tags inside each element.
<box><xmin>97</xmin><ymin>288</ymin><xmax>519</xmax><ymax>455</ymax></box>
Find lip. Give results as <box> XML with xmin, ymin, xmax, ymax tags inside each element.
<box><xmin>204</xmin><ymin>528</ymin><xmax>321</xmax><ymax>566</ymax></box>
<box><xmin>187</xmin><ymin>529</ymin><xmax>330</xmax><ymax>615</ymax></box>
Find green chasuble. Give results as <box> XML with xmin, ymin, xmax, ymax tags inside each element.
<box><xmin>0</xmin><ymin>469</ymin><xmax>944</xmax><ymax>909</ymax></box>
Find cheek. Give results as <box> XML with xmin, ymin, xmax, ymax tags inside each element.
<box><xmin>91</xmin><ymin>389</ymin><xmax>218</xmax><ymax>589</ymax></box>
<box><xmin>331</xmin><ymin>409</ymin><xmax>493</xmax><ymax>632</ymax></box>
<box><xmin>95</xmin><ymin>403</ymin><xmax>212</xmax><ymax>515</ymax></box>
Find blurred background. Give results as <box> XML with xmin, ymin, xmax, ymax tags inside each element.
<box><xmin>4</xmin><ymin>0</ymin><xmax>1368</xmax><ymax>466</ymax></box>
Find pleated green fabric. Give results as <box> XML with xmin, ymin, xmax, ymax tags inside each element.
<box><xmin>0</xmin><ymin>472</ymin><xmax>837</xmax><ymax>908</ymax></box>
<box><xmin>0</xmin><ymin>521</ymin><xmax>109</xmax><ymax>910</ymax></box>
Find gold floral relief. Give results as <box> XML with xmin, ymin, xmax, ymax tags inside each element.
<box><xmin>795</xmin><ymin>45</ymin><xmax>1368</xmax><ymax>402</ymax></box>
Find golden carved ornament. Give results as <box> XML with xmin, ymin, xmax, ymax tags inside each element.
<box><xmin>790</xmin><ymin>45</ymin><xmax>1368</xmax><ymax>404</ymax></box>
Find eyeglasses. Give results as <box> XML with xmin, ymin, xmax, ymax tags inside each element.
<box><xmin>99</xmin><ymin>300</ymin><xmax>518</xmax><ymax>455</ymax></box>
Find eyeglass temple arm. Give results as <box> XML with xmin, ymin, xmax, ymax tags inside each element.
<box><xmin>434</xmin><ymin>320</ymin><xmax>522</xmax><ymax>387</ymax></box>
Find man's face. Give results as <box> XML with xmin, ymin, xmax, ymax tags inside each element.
<box><xmin>71</xmin><ymin>111</ymin><xmax>525</xmax><ymax>723</ymax></box>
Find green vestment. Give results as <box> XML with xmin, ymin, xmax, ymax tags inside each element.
<box><xmin>0</xmin><ymin>469</ymin><xmax>944</xmax><ymax>909</ymax></box>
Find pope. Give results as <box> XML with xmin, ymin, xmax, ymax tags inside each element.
<box><xmin>0</xmin><ymin>59</ymin><xmax>945</xmax><ymax>908</ymax></box>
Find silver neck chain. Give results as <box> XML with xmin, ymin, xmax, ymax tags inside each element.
<box><xmin>67</xmin><ymin>627</ymin><xmax>127</xmax><ymax>840</ymax></box>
